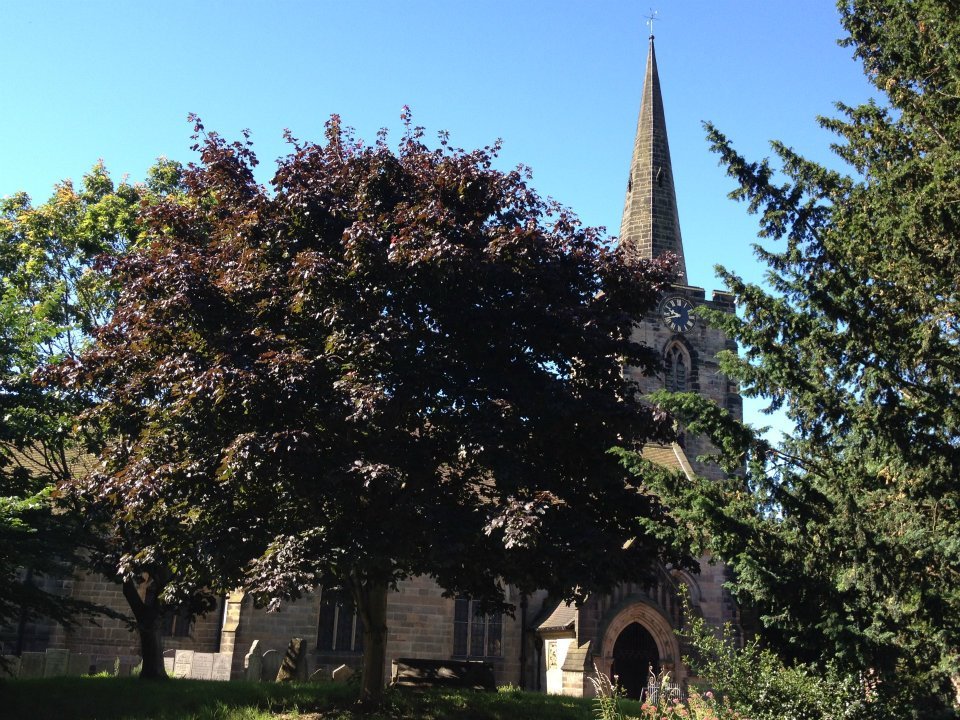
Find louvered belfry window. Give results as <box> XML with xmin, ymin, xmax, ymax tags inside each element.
<box><xmin>665</xmin><ymin>343</ymin><xmax>688</xmax><ymax>392</ymax></box>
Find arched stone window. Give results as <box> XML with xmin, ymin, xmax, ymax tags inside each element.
<box><xmin>664</xmin><ymin>342</ymin><xmax>690</xmax><ymax>392</ymax></box>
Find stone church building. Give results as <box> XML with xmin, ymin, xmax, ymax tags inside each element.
<box><xmin>3</xmin><ymin>36</ymin><xmax>743</xmax><ymax>696</ymax></box>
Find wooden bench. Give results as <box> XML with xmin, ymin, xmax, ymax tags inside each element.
<box><xmin>390</xmin><ymin>657</ymin><xmax>495</xmax><ymax>690</ymax></box>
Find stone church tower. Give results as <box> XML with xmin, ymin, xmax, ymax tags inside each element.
<box><xmin>535</xmin><ymin>35</ymin><xmax>744</xmax><ymax>698</ymax></box>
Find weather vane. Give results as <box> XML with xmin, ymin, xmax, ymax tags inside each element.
<box><xmin>644</xmin><ymin>9</ymin><xmax>659</xmax><ymax>38</ymax></box>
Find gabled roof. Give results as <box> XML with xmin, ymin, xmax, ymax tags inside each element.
<box><xmin>3</xmin><ymin>443</ymin><xmax>96</xmax><ymax>483</ymax></box>
<box><xmin>537</xmin><ymin>600</ymin><xmax>577</xmax><ymax>633</ymax></box>
<box><xmin>640</xmin><ymin>441</ymin><xmax>696</xmax><ymax>481</ymax></box>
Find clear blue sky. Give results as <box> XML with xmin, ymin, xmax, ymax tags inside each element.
<box><xmin>1</xmin><ymin>0</ymin><xmax>875</xmax><ymax>432</ymax></box>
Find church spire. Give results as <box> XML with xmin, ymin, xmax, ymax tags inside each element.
<box><xmin>619</xmin><ymin>35</ymin><xmax>688</xmax><ymax>285</ymax></box>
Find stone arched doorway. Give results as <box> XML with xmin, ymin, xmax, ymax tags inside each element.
<box><xmin>611</xmin><ymin>622</ymin><xmax>659</xmax><ymax>699</ymax></box>
<box><xmin>596</xmin><ymin>598</ymin><xmax>683</xmax><ymax>696</ymax></box>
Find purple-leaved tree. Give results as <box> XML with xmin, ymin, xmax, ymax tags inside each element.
<box><xmin>57</xmin><ymin>114</ymin><xmax>690</xmax><ymax>706</ymax></box>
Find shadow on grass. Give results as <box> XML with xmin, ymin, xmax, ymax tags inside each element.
<box><xmin>0</xmin><ymin>677</ymin><xmax>648</xmax><ymax>720</ymax></box>
<box><xmin>0</xmin><ymin>676</ymin><xmax>355</xmax><ymax>720</ymax></box>
<box><xmin>387</xmin><ymin>687</ymin><xmax>644</xmax><ymax>720</ymax></box>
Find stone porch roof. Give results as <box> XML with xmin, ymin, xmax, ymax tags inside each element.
<box><xmin>536</xmin><ymin>601</ymin><xmax>577</xmax><ymax>633</ymax></box>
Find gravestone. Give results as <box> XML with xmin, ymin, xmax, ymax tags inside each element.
<box><xmin>191</xmin><ymin>652</ymin><xmax>213</xmax><ymax>680</ymax></box>
<box><xmin>332</xmin><ymin>664</ymin><xmax>354</xmax><ymax>683</ymax></box>
<box><xmin>19</xmin><ymin>652</ymin><xmax>45</xmax><ymax>679</ymax></box>
<box><xmin>261</xmin><ymin>649</ymin><xmax>281</xmax><ymax>683</ymax></box>
<box><xmin>212</xmin><ymin>652</ymin><xmax>232</xmax><ymax>681</ymax></box>
<box><xmin>173</xmin><ymin>649</ymin><xmax>194</xmax><ymax>678</ymax></box>
<box><xmin>67</xmin><ymin>653</ymin><xmax>91</xmax><ymax>676</ymax></box>
<box><xmin>163</xmin><ymin>649</ymin><xmax>176</xmax><ymax>676</ymax></box>
<box><xmin>244</xmin><ymin>640</ymin><xmax>262</xmax><ymax>682</ymax></box>
<box><xmin>44</xmin><ymin>648</ymin><xmax>70</xmax><ymax>677</ymax></box>
<box><xmin>275</xmin><ymin>637</ymin><xmax>304</xmax><ymax>682</ymax></box>
<box><xmin>1</xmin><ymin>656</ymin><xmax>21</xmax><ymax>678</ymax></box>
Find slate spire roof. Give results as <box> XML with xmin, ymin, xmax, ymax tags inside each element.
<box><xmin>619</xmin><ymin>35</ymin><xmax>688</xmax><ymax>285</ymax></box>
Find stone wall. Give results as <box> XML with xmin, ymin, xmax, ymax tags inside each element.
<box><xmin>42</xmin><ymin>572</ymin><xmax>223</xmax><ymax>668</ymax></box>
<box><xmin>0</xmin><ymin>568</ymin><xmax>70</xmax><ymax>655</ymax></box>
<box><xmin>230</xmin><ymin>576</ymin><xmax>529</xmax><ymax>687</ymax></box>
<box><xmin>230</xmin><ymin>590</ymin><xmax>323</xmax><ymax>678</ymax></box>
<box><xmin>0</xmin><ymin>567</ymin><xmax>228</xmax><ymax>675</ymax></box>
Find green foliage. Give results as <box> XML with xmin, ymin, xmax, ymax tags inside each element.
<box><xmin>588</xmin><ymin>665</ymin><xmax>629</xmax><ymax>720</ymax></box>
<box><xmin>588</xmin><ymin>662</ymin><xmax>738</xmax><ymax>720</ymax></box>
<box><xmin>0</xmin><ymin>161</ymin><xmax>180</xmax><ymax>644</ymax></box>
<box><xmin>682</xmin><ymin>601</ymin><xmax>875</xmax><ymax>720</ymax></box>
<box><xmin>0</xmin><ymin>490</ymin><xmax>88</xmax><ymax>643</ymax></box>
<box><xmin>627</xmin><ymin>0</ymin><xmax>960</xmax><ymax>714</ymax></box>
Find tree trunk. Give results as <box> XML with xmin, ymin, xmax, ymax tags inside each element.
<box><xmin>356</xmin><ymin>577</ymin><xmax>390</xmax><ymax>710</ymax></box>
<box><xmin>122</xmin><ymin>575</ymin><xmax>168</xmax><ymax>680</ymax></box>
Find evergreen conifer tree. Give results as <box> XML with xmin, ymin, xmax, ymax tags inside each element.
<box><xmin>636</xmin><ymin>1</ymin><xmax>960</xmax><ymax>712</ymax></box>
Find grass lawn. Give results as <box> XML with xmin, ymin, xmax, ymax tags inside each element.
<box><xmin>0</xmin><ymin>677</ymin><xmax>646</xmax><ymax>720</ymax></box>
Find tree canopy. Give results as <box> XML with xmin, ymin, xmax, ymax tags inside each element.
<box><xmin>57</xmin><ymin>114</ymin><xmax>688</xmax><ymax>705</ymax></box>
<box><xmin>0</xmin><ymin>163</ymin><xmax>179</xmax><ymax>652</ymax></box>
<box><xmin>638</xmin><ymin>0</ymin><xmax>960</xmax><ymax>712</ymax></box>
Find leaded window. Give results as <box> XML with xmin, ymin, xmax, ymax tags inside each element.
<box><xmin>317</xmin><ymin>589</ymin><xmax>364</xmax><ymax>652</ymax></box>
<box><xmin>453</xmin><ymin>597</ymin><xmax>502</xmax><ymax>658</ymax></box>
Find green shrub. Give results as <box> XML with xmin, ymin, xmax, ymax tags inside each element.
<box><xmin>680</xmin><ymin>603</ymin><xmax>902</xmax><ymax>720</ymax></box>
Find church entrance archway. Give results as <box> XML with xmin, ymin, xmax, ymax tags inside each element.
<box><xmin>610</xmin><ymin>622</ymin><xmax>659</xmax><ymax>699</ymax></box>
<box><xmin>596</xmin><ymin>599</ymin><xmax>682</xmax><ymax>696</ymax></box>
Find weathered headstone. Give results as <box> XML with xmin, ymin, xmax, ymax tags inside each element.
<box><xmin>244</xmin><ymin>640</ymin><xmax>262</xmax><ymax>682</ymax></box>
<box><xmin>67</xmin><ymin>653</ymin><xmax>91</xmax><ymax>676</ymax></box>
<box><xmin>43</xmin><ymin>648</ymin><xmax>70</xmax><ymax>677</ymax></box>
<box><xmin>332</xmin><ymin>664</ymin><xmax>354</xmax><ymax>683</ymax></box>
<box><xmin>19</xmin><ymin>652</ymin><xmax>45</xmax><ymax>679</ymax></box>
<box><xmin>275</xmin><ymin>637</ymin><xmax>304</xmax><ymax>682</ymax></box>
<box><xmin>191</xmin><ymin>652</ymin><xmax>213</xmax><ymax>680</ymax></box>
<box><xmin>212</xmin><ymin>652</ymin><xmax>232</xmax><ymax>681</ymax></box>
<box><xmin>173</xmin><ymin>649</ymin><xmax>194</xmax><ymax>678</ymax></box>
<box><xmin>1</xmin><ymin>656</ymin><xmax>21</xmax><ymax>678</ymax></box>
<box><xmin>163</xmin><ymin>649</ymin><xmax>176</xmax><ymax>676</ymax></box>
<box><xmin>261</xmin><ymin>649</ymin><xmax>281</xmax><ymax>683</ymax></box>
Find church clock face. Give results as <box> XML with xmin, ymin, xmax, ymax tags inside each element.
<box><xmin>660</xmin><ymin>296</ymin><xmax>695</xmax><ymax>333</ymax></box>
